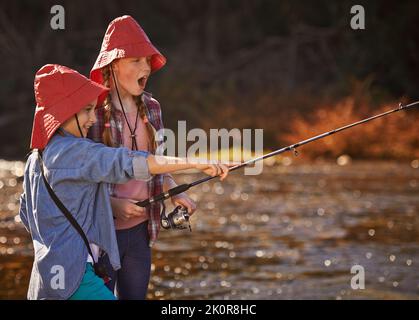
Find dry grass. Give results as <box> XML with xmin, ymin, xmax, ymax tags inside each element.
<box><xmin>283</xmin><ymin>97</ymin><xmax>419</xmax><ymax>160</ymax></box>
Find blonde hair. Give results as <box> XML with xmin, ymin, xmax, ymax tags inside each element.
<box><xmin>101</xmin><ymin>66</ymin><xmax>157</xmax><ymax>152</ymax></box>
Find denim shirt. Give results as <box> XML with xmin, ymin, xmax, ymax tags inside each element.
<box><xmin>19</xmin><ymin>130</ymin><xmax>151</xmax><ymax>300</ymax></box>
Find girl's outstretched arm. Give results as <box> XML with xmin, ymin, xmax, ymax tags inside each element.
<box><xmin>147</xmin><ymin>155</ymin><xmax>230</xmax><ymax>180</ymax></box>
<box><xmin>57</xmin><ymin>140</ymin><xmax>231</xmax><ymax>184</ymax></box>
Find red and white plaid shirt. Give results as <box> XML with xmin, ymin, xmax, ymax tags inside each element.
<box><xmin>88</xmin><ymin>91</ymin><xmax>169</xmax><ymax>247</ymax></box>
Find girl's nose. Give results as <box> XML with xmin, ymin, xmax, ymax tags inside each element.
<box><xmin>142</xmin><ymin>57</ymin><xmax>151</xmax><ymax>71</ymax></box>
<box><xmin>143</xmin><ymin>64</ymin><xmax>151</xmax><ymax>73</ymax></box>
<box><xmin>90</xmin><ymin>110</ymin><xmax>97</xmax><ymax>123</ymax></box>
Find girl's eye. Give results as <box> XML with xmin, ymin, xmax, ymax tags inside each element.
<box><xmin>133</xmin><ymin>59</ymin><xmax>140</xmax><ymax>63</ymax></box>
<box><xmin>86</xmin><ymin>107</ymin><xmax>93</xmax><ymax>112</ymax></box>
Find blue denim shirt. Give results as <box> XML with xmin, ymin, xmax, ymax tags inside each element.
<box><xmin>19</xmin><ymin>130</ymin><xmax>151</xmax><ymax>300</ymax></box>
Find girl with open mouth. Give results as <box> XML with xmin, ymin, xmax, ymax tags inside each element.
<box><xmin>88</xmin><ymin>15</ymin><xmax>200</xmax><ymax>300</ymax></box>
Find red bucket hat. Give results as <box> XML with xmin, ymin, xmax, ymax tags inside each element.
<box><xmin>30</xmin><ymin>64</ymin><xmax>109</xmax><ymax>150</ymax></box>
<box><xmin>90</xmin><ymin>15</ymin><xmax>166</xmax><ymax>86</ymax></box>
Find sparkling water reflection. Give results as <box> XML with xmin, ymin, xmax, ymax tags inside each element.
<box><xmin>0</xmin><ymin>160</ymin><xmax>418</xmax><ymax>299</ymax></box>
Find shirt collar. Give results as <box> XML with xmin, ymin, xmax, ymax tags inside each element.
<box><xmin>57</xmin><ymin>128</ymin><xmax>77</xmax><ymax>138</ymax></box>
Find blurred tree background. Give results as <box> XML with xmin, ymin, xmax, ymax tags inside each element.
<box><xmin>0</xmin><ymin>0</ymin><xmax>418</xmax><ymax>160</ymax></box>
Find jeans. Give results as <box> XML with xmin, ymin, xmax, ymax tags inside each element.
<box><xmin>99</xmin><ymin>221</ymin><xmax>151</xmax><ymax>300</ymax></box>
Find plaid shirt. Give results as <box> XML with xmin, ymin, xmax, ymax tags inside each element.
<box><xmin>88</xmin><ymin>91</ymin><xmax>169</xmax><ymax>247</ymax></box>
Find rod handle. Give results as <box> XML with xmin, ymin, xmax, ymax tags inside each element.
<box><xmin>135</xmin><ymin>183</ymin><xmax>191</xmax><ymax>207</ymax></box>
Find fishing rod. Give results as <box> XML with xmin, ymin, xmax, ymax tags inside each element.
<box><xmin>136</xmin><ymin>100</ymin><xmax>419</xmax><ymax>230</ymax></box>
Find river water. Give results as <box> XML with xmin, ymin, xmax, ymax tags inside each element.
<box><xmin>0</xmin><ymin>159</ymin><xmax>418</xmax><ymax>299</ymax></box>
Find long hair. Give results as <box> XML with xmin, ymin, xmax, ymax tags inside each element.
<box><xmin>100</xmin><ymin>66</ymin><xmax>157</xmax><ymax>152</ymax></box>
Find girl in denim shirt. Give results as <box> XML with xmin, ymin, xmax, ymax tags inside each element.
<box><xmin>19</xmin><ymin>64</ymin><xmax>229</xmax><ymax>300</ymax></box>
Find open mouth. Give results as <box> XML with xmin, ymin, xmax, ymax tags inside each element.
<box><xmin>137</xmin><ymin>75</ymin><xmax>148</xmax><ymax>88</ymax></box>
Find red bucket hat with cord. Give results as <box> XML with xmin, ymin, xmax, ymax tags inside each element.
<box><xmin>30</xmin><ymin>64</ymin><xmax>109</xmax><ymax>150</ymax></box>
<box><xmin>90</xmin><ymin>15</ymin><xmax>166</xmax><ymax>87</ymax></box>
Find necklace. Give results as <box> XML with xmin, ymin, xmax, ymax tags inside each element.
<box><xmin>111</xmin><ymin>68</ymin><xmax>140</xmax><ymax>151</ymax></box>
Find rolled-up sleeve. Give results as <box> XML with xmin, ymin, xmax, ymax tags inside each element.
<box><xmin>88</xmin><ymin>145</ymin><xmax>151</xmax><ymax>183</ymax></box>
<box><xmin>62</xmin><ymin>141</ymin><xmax>152</xmax><ymax>184</ymax></box>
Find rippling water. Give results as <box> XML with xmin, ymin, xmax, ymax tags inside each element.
<box><xmin>0</xmin><ymin>159</ymin><xmax>418</xmax><ymax>299</ymax></box>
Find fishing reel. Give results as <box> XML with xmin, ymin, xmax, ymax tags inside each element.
<box><xmin>160</xmin><ymin>203</ymin><xmax>192</xmax><ymax>232</ymax></box>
